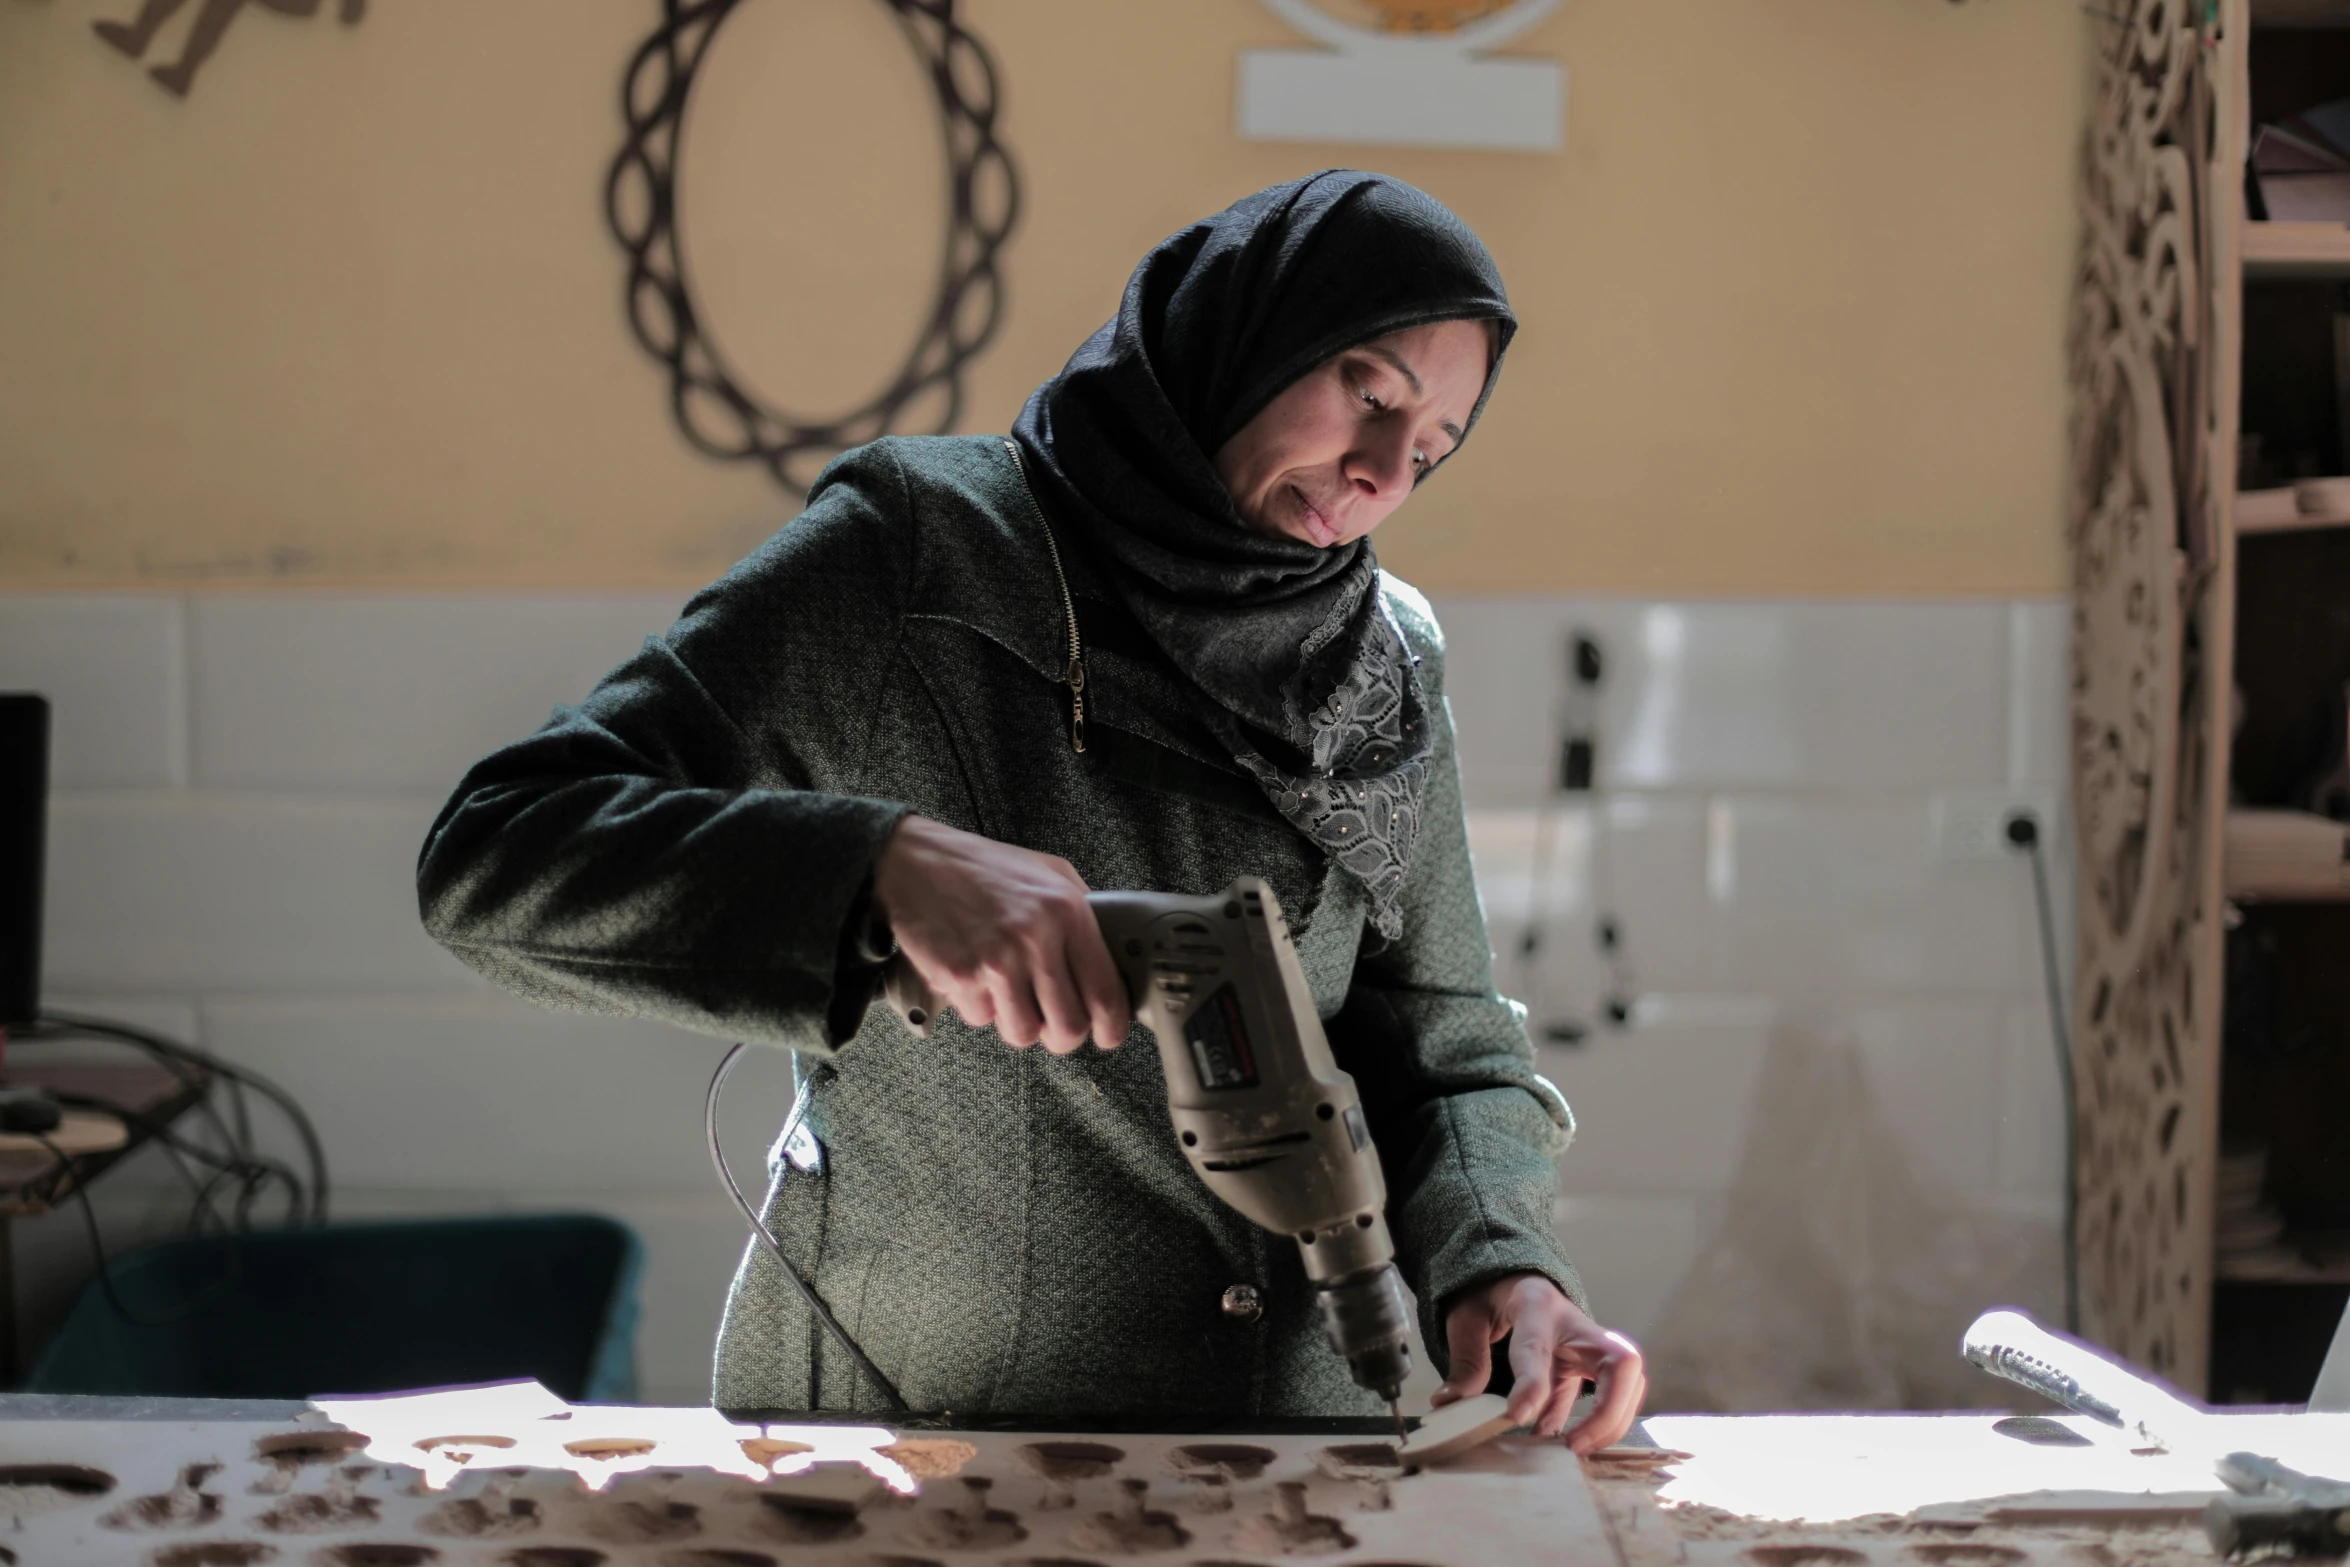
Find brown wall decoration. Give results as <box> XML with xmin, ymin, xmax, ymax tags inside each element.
<box><xmin>94</xmin><ymin>0</ymin><xmax>365</xmax><ymax>99</ymax></box>
<box><xmin>606</xmin><ymin>0</ymin><xmax>1020</xmax><ymax>496</ymax></box>
<box><xmin>2067</xmin><ymin>0</ymin><xmax>2228</xmax><ymax>1391</ymax></box>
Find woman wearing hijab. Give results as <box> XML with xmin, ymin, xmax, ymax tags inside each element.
<box><xmin>418</xmin><ymin>172</ymin><xmax>1645</xmax><ymax>1449</ymax></box>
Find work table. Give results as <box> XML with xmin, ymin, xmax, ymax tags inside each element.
<box><xmin>1</xmin><ymin>1392</ymin><xmax>2343</xmax><ymax>1565</ymax></box>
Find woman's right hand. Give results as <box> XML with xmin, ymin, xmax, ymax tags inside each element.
<box><xmin>870</xmin><ymin>815</ymin><xmax>1130</xmax><ymax>1055</ymax></box>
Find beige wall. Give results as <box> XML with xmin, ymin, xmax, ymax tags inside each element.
<box><xmin>0</xmin><ymin>0</ymin><xmax>2084</xmax><ymax>595</ymax></box>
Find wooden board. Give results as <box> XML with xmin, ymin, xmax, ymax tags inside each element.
<box><xmin>0</xmin><ymin>1394</ymin><xmax>1622</xmax><ymax>1565</ymax></box>
<box><xmin>0</xmin><ymin>1109</ymin><xmax>126</xmax><ymax>1156</ymax></box>
<box><xmin>1399</xmin><ymin>1392</ymin><xmax>1517</xmax><ymax>1466</ymax></box>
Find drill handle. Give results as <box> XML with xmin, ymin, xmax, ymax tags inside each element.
<box><xmin>880</xmin><ymin>893</ymin><xmax>1143</xmax><ymax>1041</ymax></box>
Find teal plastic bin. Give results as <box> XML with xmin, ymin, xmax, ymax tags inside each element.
<box><xmin>23</xmin><ymin>1214</ymin><xmax>642</xmax><ymax>1402</ymax></box>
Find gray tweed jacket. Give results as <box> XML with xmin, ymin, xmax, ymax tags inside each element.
<box><xmin>417</xmin><ymin>434</ymin><xmax>1580</xmax><ymax>1421</ymax></box>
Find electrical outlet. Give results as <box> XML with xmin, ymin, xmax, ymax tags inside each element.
<box><xmin>1931</xmin><ymin>789</ymin><xmax>2058</xmax><ymax>863</ymax></box>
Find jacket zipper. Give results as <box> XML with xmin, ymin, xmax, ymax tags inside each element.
<box><xmin>1003</xmin><ymin>438</ymin><xmax>1087</xmax><ymax>754</ymax></box>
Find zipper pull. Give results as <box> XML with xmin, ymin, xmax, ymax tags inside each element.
<box><xmin>1067</xmin><ymin>657</ymin><xmax>1087</xmax><ymax>753</ymax></box>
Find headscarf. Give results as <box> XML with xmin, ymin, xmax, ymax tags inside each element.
<box><xmin>1013</xmin><ymin>172</ymin><xmax>1516</xmax><ymax>941</ymax></box>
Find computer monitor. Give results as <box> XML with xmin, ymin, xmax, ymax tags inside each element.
<box><xmin>0</xmin><ymin>694</ymin><xmax>49</xmax><ymax>1028</ymax></box>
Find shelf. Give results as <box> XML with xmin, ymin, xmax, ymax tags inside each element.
<box><xmin>2218</xmin><ymin>1243</ymin><xmax>2350</xmax><ymax>1285</ymax></box>
<box><xmin>2239</xmin><ymin>495</ymin><xmax>2350</xmax><ymax>535</ymax></box>
<box><xmin>2251</xmin><ymin>0</ymin><xmax>2350</xmax><ymax>24</ymax></box>
<box><xmin>2224</xmin><ymin>809</ymin><xmax>2350</xmax><ymax>901</ymax></box>
<box><xmin>2244</xmin><ymin>221</ymin><xmax>2350</xmax><ymax>279</ymax></box>
<box><xmin>2240</xmin><ymin>509</ymin><xmax>2350</xmax><ymax>535</ymax></box>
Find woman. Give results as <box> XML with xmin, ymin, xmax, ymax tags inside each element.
<box><xmin>419</xmin><ymin>171</ymin><xmax>1644</xmax><ymax>1448</ymax></box>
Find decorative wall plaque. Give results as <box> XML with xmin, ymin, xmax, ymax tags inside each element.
<box><xmin>93</xmin><ymin>0</ymin><xmax>366</xmax><ymax>100</ymax></box>
<box><xmin>606</xmin><ymin>0</ymin><xmax>1020</xmax><ymax>496</ymax></box>
<box><xmin>1238</xmin><ymin>0</ymin><xmax>1564</xmax><ymax>152</ymax></box>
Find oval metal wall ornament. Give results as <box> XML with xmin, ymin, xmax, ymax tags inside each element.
<box><xmin>605</xmin><ymin>0</ymin><xmax>1020</xmax><ymax>496</ymax></box>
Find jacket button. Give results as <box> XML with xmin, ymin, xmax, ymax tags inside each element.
<box><xmin>1221</xmin><ymin>1284</ymin><xmax>1263</xmax><ymax>1322</ymax></box>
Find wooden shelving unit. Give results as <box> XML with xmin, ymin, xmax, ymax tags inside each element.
<box><xmin>2236</xmin><ymin>499</ymin><xmax>2350</xmax><ymax>534</ymax></box>
<box><xmin>2208</xmin><ymin>4</ymin><xmax>2350</xmax><ymax>1404</ymax></box>
<box><xmin>2071</xmin><ymin>0</ymin><xmax>2350</xmax><ymax>1404</ymax></box>
<box><xmin>2243</xmin><ymin>221</ymin><xmax>2350</xmax><ymax>279</ymax></box>
<box><xmin>2223</xmin><ymin>809</ymin><xmax>2350</xmax><ymax>900</ymax></box>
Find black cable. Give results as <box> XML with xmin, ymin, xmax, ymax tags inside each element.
<box><xmin>46</xmin><ymin>1091</ymin><xmax>303</xmax><ymax>1232</ymax></box>
<box><xmin>29</xmin><ymin>1131</ymin><xmax>243</xmax><ymax>1327</ymax></box>
<box><xmin>31</xmin><ymin>1011</ymin><xmax>329</xmax><ymax>1223</ymax></box>
<box><xmin>2006</xmin><ymin>812</ymin><xmax>2079</xmax><ymax>1334</ymax></box>
<box><xmin>706</xmin><ymin>1043</ymin><xmax>907</xmax><ymax>1411</ymax></box>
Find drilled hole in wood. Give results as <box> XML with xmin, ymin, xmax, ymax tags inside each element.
<box><xmin>1069</xmin><ymin>1477</ymin><xmax>1190</xmax><ymax>1555</ymax></box>
<box><xmin>737</xmin><ymin>1437</ymin><xmax>812</xmax><ymax>1471</ymax></box>
<box><xmin>1231</xmin><ymin>1479</ymin><xmax>1354</xmax><ymax>1557</ymax></box>
<box><xmin>152</xmin><ymin>1547</ymin><xmax>275</xmax><ymax>1567</ymax></box>
<box><xmin>1747</xmin><ymin>1550</ymin><xmax>1871</xmax><ymax>1567</ymax></box>
<box><xmin>563</xmin><ymin>1438</ymin><xmax>658</xmax><ymax>1461</ymax></box>
<box><xmin>411</xmin><ymin>1435</ymin><xmax>519</xmax><ymax>1469</ymax></box>
<box><xmin>498</xmin><ymin>1550</ymin><xmax>605</xmax><ymax>1567</ymax></box>
<box><xmin>253</xmin><ymin>1482</ymin><xmax>381</xmax><ymax>1535</ymax></box>
<box><xmin>319</xmin><ymin>1548</ymin><xmax>439</xmax><ymax>1567</ymax></box>
<box><xmin>254</xmin><ymin>1432</ymin><xmax>370</xmax><ymax>1468</ymax></box>
<box><xmin>878</xmin><ymin>1438</ymin><xmax>977</xmax><ymax>1479</ymax></box>
<box><xmin>907</xmin><ymin>1476</ymin><xmax>1026</xmax><ymax>1551</ymax></box>
<box><xmin>581</xmin><ymin>1499</ymin><xmax>700</xmax><ymax>1545</ymax></box>
<box><xmin>654</xmin><ymin>1552</ymin><xmax>777</xmax><ymax>1567</ymax></box>
<box><xmin>106</xmin><ymin>1466</ymin><xmax>224</xmax><ymax>1532</ymax></box>
<box><xmin>1013</xmin><ymin>1442</ymin><xmax>1125</xmax><ymax>1480</ymax></box>
<box><xmin>1911</xmin><ymin>1549</ymin><xmax>2027</xmax><ymax>1566</ymax></box>
<box><xmin>0</xmin><ymin>1463</ymin><xmax>116</xmax><ymax>1499</ymax></box>
<box><xmin>1167</xmin><ymin>1445</ymin><xmax>1275</xmax><ymax>1482</ymax></box>
<box><xmin>753</xmin><ymin>1493</ymin><xmax>865</xmax><ymax>1545</ymax></box>
<box><xmin>420</xmin><ymin>1492</ymin><xmax>539</xmax><ymax>1539</ymax></box>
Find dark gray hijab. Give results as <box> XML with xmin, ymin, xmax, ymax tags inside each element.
<box><xmin>1013</xmin><ymin>172</ymin><xmax>1515</xmax><ymax>940</ymax></box>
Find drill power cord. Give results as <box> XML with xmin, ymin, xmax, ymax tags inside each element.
<box><xmin>706</xmin><ymin>1043</ymin><xmax>908</xmax><ymax>1411</ymax></box>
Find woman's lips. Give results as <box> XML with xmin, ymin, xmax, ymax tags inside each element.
<box><xmin>1289</xmin><ymin>484</ymin><xmax>1342</xmax><ymax>546</ymax></box>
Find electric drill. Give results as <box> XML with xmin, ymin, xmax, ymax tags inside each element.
<box><xmin>885</xmin><ymin>876</ymin><xmax>1414</xmax><ymax>1429</ymax></box>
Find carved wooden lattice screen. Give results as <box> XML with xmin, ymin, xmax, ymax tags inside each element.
<box><xmin>2068</xmin><ymin>0</ymin><xmax>2241</xmax><ymax>1394</ymax></box>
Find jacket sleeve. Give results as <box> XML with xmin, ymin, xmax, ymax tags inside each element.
<box><xmin>1329</xmin><ymin>596</ymin><xmax>1583</xmax><ymax>1369</ymax></box>
<box><xmin>415</xmin><ymin>443</ymin><xmax>917</xmax><ymax>1055</ymax></box>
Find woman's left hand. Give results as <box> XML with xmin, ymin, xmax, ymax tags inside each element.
<box><xmin>1432</xmin><ymin>1272</ymin><xmax>1646</xmax><ymax>1453</ymax></box>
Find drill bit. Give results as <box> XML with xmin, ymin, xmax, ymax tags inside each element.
<box><xmin>1390</xmin><ymin>1399</ymin><xmax>1407</xmax><ymax>1446</ymax></box>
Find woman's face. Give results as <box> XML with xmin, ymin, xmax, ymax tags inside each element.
<box><xmin>1213</xmin><ymin>317</ymin><xmax>1493</xmax><ymax>550</ymax></box>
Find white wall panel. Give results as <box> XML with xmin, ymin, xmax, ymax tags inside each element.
<box><xmin>198</xmin><ymin>994</ymin><xmax>742</xmax><ymax>1195</ymax></box>
<box><xmin>1995</xmin><ymin>997</ymin><xmax>2070</xmax><ymax>1208</ymax></box>
<box><xmin>1469</xmin><ymin>799</ymin><xmax>1715</xmax><ymax>1004</ymax></box>
<box><xmin>1538</xmin><ymin>997</ymin><xmax>1776</xmax><ymax>1195</ymax></box>
<box><xmin>0</xmin><ymin>595</ymin><xmax>184</xmax><ymax>788</ymax></box>
<box><xmin>1553</xmin><ymin>1194</ymin><xmax>1705</xmax><ymax>1344</ymax></box>
<box><xmin>2006</xmin><ymin>600</ymin><xmax>2071</xmax><ymax>788</ymax></box>
<box><xmin>190</xmin><ymin>596</ymin><xmax>688</xmax><ymax>790</ymax></box>
<box><xmin>44</xmin><ymin>794</ymin><xmax>470</xmax><ymax>991</ymax></box>
<box><xmin>1707</xmin><ymin>796</ymin><xmax>2053</xmax><ymax>995</ymax></box>
<box><xmin>1841</xmin><ymin>1000</ymin><xmax>2007</xmax><ymax>1200</ymax></box>
<box><xmin>1431</xmin><ymin>597</ymin><xmax>2024</xmax><ymax>800</ymax></box>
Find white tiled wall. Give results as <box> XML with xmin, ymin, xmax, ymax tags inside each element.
<box><xmin>1441</xmin><ymin>595</ymin><xmax>2075</xmax><ymax>1365</ymax></box>
<box><xmin>0</xmin><ymin>591</ymin><xmax>2072</xmax><ymax>1406</ymax></box>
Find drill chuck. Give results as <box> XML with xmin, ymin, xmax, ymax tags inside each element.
<box><xmin>1317</xmin><ymin>1263</ymin><xmax>1413</xmax><ymax>1402</ymax></box>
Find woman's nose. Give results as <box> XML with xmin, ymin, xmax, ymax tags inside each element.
<box><xmin>1347</xmin><ymin>428</ymin><xmax>1415</xmax><ymax>498</ymax></box>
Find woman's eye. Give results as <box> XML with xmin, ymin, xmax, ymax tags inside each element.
<box><xmin>1358</xmin><ymin>384</ymin><xmax>1382</xmax><ymax>410</ymax></box>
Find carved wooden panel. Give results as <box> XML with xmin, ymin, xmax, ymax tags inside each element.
<box><xmin>2067</xmin><ymin>0</ymin><xmax>2232</xmax><ymax>1391</ymax></box>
